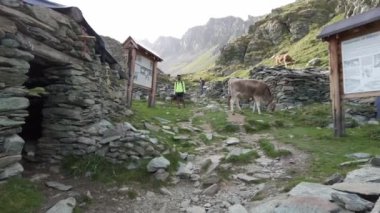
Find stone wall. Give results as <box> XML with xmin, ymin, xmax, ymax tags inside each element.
<box><xmin>250</xmin><ymin>66</ymin><xmax>330</xmax><ymax>109</ymax></box>
<box><xmin>0</xmin><ymin>1</ymin><xmax>163</xmax><ymax>180</ymax></box>
<box><xmin>205</xmin><ymin>66</ymin><xmax>330</xmax><ymax>109</ymax></box>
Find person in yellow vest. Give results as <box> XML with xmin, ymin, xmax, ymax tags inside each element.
<box><xmin>174</xmin><ymin>75</ymin><xmax>186</xmax><ymax>108</ymax></box>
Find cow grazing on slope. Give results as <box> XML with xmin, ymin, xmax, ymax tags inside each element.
<box><xmin>227</xmin><ymin>79</ymin><xmax>275</xmax><ymax>114</ymax></box>
<box><xmin>272</xmin><ymin>53</ymin><xmax>294</xmax><ymax>68</ymax></box>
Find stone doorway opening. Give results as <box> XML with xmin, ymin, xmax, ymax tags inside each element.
<box><xmin>20</xmin><ymin>59</ymin><xmax>51</xmax><ymax>161</ymax></box>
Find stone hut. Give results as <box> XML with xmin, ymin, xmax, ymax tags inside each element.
<box><xmin>0</xmin><ymin>0</ymin><xmax>163</xmax><ymax>180</ymax></box>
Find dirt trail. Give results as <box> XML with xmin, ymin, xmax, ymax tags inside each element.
<box><xmin>23</xmin><ymin>104</ymin><xmax>310</xmax><ymax>213</ymax></box>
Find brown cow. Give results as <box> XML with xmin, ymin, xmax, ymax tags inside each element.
<box><xmin>272</xmin><ymin>53</ymin><xmax>294</xmax><ymax>67</ymax></box>
<box><xmin>227</xmin><ymin>79</ymin><xmax>275</xmax><ymax>114</ymax></box>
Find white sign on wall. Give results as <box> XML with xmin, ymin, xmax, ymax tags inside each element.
<box><xmin>342</xmin><ymin>31</ymin><xmax>380</xmax><ymax>94</ymax></box>
<box><xmin>134</xmin><ymin>54</ymin><xmax>153</xmax><ymax>88</ymax></box>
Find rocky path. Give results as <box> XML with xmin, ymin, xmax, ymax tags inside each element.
<box><xmin>24</xmin><ymin>104</ymin><xmax>311</xmax><ymax>213</ymax></box>
<box><xmin>22</xmin><ymin>101</ymin><xmax>380</xmax><ymax>213</ymax></box>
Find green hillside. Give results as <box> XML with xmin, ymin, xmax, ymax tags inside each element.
<box><xmin>184</xmin><ymin>0</ymin><xmax>348</xmax><ymax>81</ymax></box>
<box><xmin>174</xmin><ymin>46</ymin><xmax>219</xmax><ymax>75</ymax></box>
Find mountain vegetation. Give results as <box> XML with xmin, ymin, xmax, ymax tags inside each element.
<box><xmin>145</xmin><ymin>0</ymin><xmax>380</xmax><ymax>80</ymax></box>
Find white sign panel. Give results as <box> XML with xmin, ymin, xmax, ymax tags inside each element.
<box><xmin>342</xmin><ymin>31</ymin><xmax>380</xmax><ymax>94</ymax></box>
<box><xmin>134</xmin><ymin>54</ymin><xmax>153</xmax><ymax>88</ymax></box>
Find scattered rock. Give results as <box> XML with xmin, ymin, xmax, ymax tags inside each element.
<box><xmin>225</xmin><ymin>137</ymin><xmax>240</xmax><ymax>145</ymax></box>
<box><xmin>202</xmin><ymin>184</ymin><xmax>220</xmax><ymax>195</ymax></box>
<box><xmin>0</xmin><ymin>163</ymin><xmax>23</xmax><ymax>180</ymax></box>
<box><xmin>275</xmin><ymin>196</ymin><xmax>342</xmax><ymax>213</ymax></box>
<box><xmin>234</xmin><ymin>174</ymin><xmax>260</xmax><ymax>184</ymax></box>
<box><xmin>186</xmin><ymin>206</ymin><xmax>206</xmax><ymax>213</ymax></box>
<box><xmin>371</xmin><ymin>156</ymin><xmax>380</xmax><ymax>167</ymax></box>
<box><xmin>288</xmin><ymin>182</ymin><xmax>347</xmax><ymax>200</ymax></box>
<box><xmin>331</xmin><ymin>192</ymin><xmax>374</xmax><ymax>212</ymax></box>
<box><xmin>324</xmin><ymin>173</ymin><xmax>344</xmax><ymax>185</ymax></box>
<box><xmin>46</xmin><ymin>197</ymin><xmax>76</xmax><ymax>213</ymax></box>
<box><xmin>228</xmin><ymin>204</ymin><xmax>248</xmax><ymax>213</ymax></box>
<box><xmin>344</xmin><ymin>167</ymin><xmax>380</xmax><ymax>183</ymax></box>
<box><xmin>147</xmin><ymin>156</ymin><xmax>170</xmax><ymax>172</ymax></box>
<box><xmin>332</xmin><ymin>182</ymin><xmax>380</xmax><ymax>196</ymax></box>
<box><xmin>45</xmin><ymin>181</ymin><xmax>72</xmax><ymax>191</ymax></box>
<box><xmin>345</xmin><ymin>153</ymin><xmax>372</xmax><ymax>159</ymax></box>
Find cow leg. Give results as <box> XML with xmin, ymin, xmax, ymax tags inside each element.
<box><xmin>236</xmin><ymin>98</ymin><xmax>242</xmax><ymax>111</ymax></box>
<box><xmin>257</xmin><ymin>101</ymin><xmax>261</xmax><ymax>114</ymax></box>
<box><xmin>230</xmin><ymin>96</ymin><xmax>235</xmax><ymax>114</ymax></box>
<box><xmin>227</xmin><ymin>95</ymin><xmax>231</xmax><ymax>110</ymax></box>
<box><xmin>252</xmin><ymin>100</ymin><xmax>256</xmax><ymax>113</ymax></box>
<box><xmin>254</xmin><ymin>97</ymin><xmax>261</xmax><ymax>114</ymax></box>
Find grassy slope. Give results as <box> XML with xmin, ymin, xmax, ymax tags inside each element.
<box><xmin>174</xmin><ymin>46</ymin><xmax>219</xmax><ymax>75</ymax></box>
<box><xmin>259</xmin><ymin>14</ymin><xmax>345</xmax><ymax>68</ymax></box>
<box><xmin>185</xmin><ymin>13</ymin><xmax>344</xmax><ymax>81</ymax></box>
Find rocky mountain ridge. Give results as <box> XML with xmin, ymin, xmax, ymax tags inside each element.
<box><xmin>95</xmin><ymin>0</ymin><xmax>380</xmax><ymax>77</ymax></box>
<box><xmin>217</xmin><ymin>0</ymin><xmax>380</xmax><ymax>70</ymax></box>
<box><xmin>140</xmin><ymin>16</ymin><xmax>261</xmax><ymax>75</ymax></box>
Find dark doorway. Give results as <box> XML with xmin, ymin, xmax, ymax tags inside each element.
<box><xmin>20</xmin><ymin>60</ymin><xmax>50</xmax><ymax>161</ymax></box>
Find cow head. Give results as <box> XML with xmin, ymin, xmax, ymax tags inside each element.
<box><xmin>267</xmin><ymin>101</ymin><xmax>276</xmax><ymax>112</ymax></box>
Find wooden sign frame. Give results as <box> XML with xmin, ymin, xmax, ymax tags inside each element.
<box><xmin>319</xmin><ymin>8</ymin><xmax>380</xmax><ymax>136</ymax></box>
<box><xmin>122</xmin><ymin>36</ymin><xmax>163</xmax><ymax>108</ymax></box>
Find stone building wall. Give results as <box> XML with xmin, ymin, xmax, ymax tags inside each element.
<box><xmin>205</xmin><ymin>66</ymin><xmax>330</xmax><ymax>109</ymax></box>
<box><xmin>0</xmin><ymin>1</ymin><xmax>163</xmax><ymax>180</ymax></box>
<box><xmin>250</xmin><ymin>66</ymin><xmax>330</xmax><ymax>109</ymax></box>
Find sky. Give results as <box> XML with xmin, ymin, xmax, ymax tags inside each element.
<box><xmin>53</xmin><ymin>0</ymin><xmax>295</xmax><ymax>43</ymax></box>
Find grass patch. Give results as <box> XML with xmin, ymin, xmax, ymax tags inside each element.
<box><xmin>129</xmin><ymin>100</ymin><xmax>193</xmax><ymax>128</ymax></box>
<box><xmin>259</xmin><ymin>139</ymin><xmax>292</xmax><ymax>158</ymax></box>
<box><xmin>62</xmin><ymin>155</ymin><xmax>163</xmax><ymax>188</ymax></box>
<box><xmin>268</xmin><ymin>103</ymin><xmax>332</xmax><ymax>128</ymax></box>
<box><xmin>222</xmin><ymin>123</ymin><xmax>240</xmax><ymax>133</ymax></box>
<box><xmin>199</xmin><ymin>133</ymin><xmax>214</xmax><ymax>145</ymax></box>
<box><xmin>127</xmin><ymin>190</ymin><xmax>138</xmax><ymax>199</ymax></box>
<box><xmin>201</xmin><ymin>111</ymin><xmax>234</xmax><ymax>133</ymax></box>
<box><xmin>240</xmin><ymin>103</ymin><xmax>380</xmax><ymax>189</ymax></box>
<box><xmin>163</xmin><ymin>151</ymin><xmax>181</xmax><ymax>174</ymax></box>
<box><xmin>191</xmin><ymin>115</ymin><xmax>206</xmax><ymax>126</ymax></box>
<box><xmin>245</xmin><ymin>119</ymin><xmax>271</xmax><ymax>132</ymax></box>
<box><xmin>224</xmin><ymin>151</ymin><xmax>259</xmax><ymax>165</ymax></box>
<box><xmin>0</xmin><ymin>178</ymin><xmax>43</xmax><ymax>213</ymax></box>
<box><xmin>217</xmin><ymin>167</ymin><xmax>233</xmax><ymax>180</ymax></box>
<box><xmin>274</xmin><ymin>125</ymin><xmax>380</xmax><ymax>182</ymax></box>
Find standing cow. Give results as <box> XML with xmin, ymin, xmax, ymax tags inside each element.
<box><xmin>272</xmin><ymin>53</ymin><xmax>294</xmax><ymax>68</ymax></box>
<box><xmin>227</xmin><ymin>79</ymin><xmax>275</xmax><ymax>114</ymax></box>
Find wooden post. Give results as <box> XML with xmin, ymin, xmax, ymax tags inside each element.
<box><xmin>126</xmin><ymin>48</ymin><xmax>136</xmax><ymax>108</ymax></box>
<box><xmin>329</xmin><ymin>37</ymin><xmax>345</xmax><ymax>137</ymax></box>
<box><xmin>148</xmin><ymin>61</ymin><xmax>158</xmax><ymax>107</ymax></box>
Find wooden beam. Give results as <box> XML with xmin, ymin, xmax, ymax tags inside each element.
<box><xmin>329</xmin><ymin>37</ymin><xmax>345</xmax><ymax>137</ymax></box>
<box><xmin>126</xmin><ymin>48</ymin><xmax>136</xmax><ymax>108</ymax></box>
<box><xmin>344</xmin><ymin>91</ymin><xmax>380</xmax><ymax>99</ymax></box>
<box><xmin>339</xmin><ymin>21</ymin><xmax>380</xmax><ymax>42</ymax></box>
<box><xmin>148</xmin><ymin>61</ymin><xmax>158</xmax><ymax>107</ymax></box>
